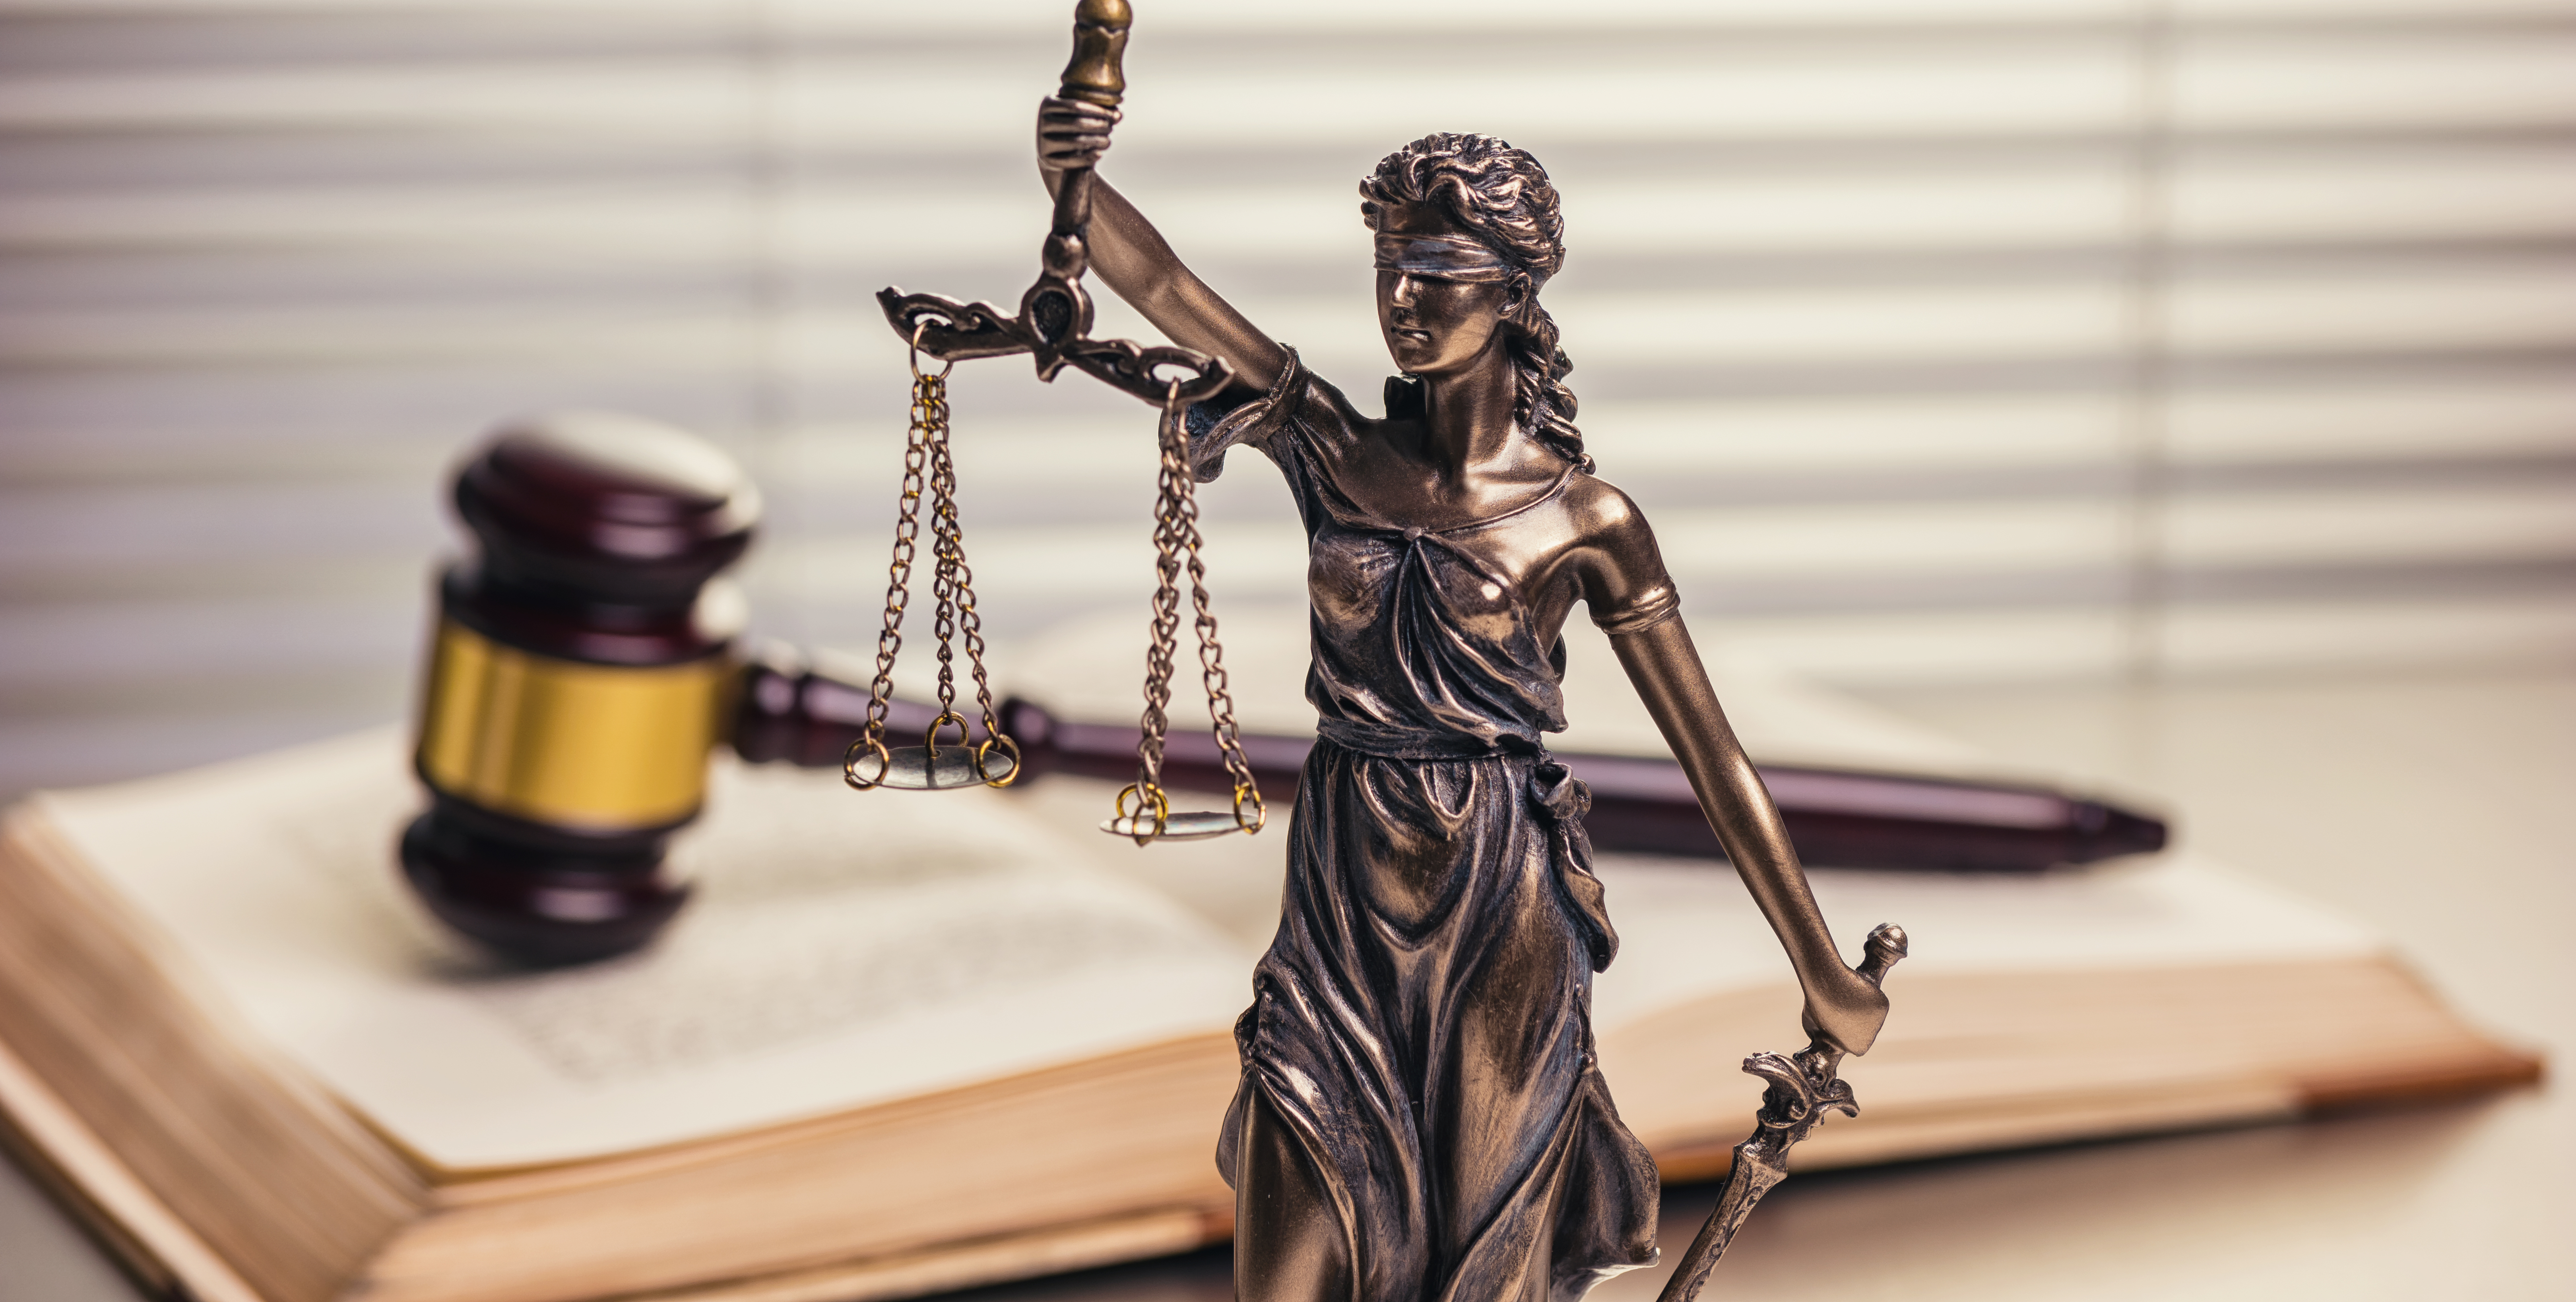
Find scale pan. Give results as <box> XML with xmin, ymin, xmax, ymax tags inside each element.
<box><xmin>1099</xmin><ymin>810</ymin><xmax>1247</xmax><ymax>842</ymax></box>
<box><xmin>865</xmin><ymin>744</ymin><xmax>1015</xmax><ymax>791</ymax></box>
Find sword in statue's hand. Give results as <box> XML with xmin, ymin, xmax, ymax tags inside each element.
<box><xmin>1656</xmin><ymin>923</ymin><xmax>1908</xmax><ymax>1302</ymax></box>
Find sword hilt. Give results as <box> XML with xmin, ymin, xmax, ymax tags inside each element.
<box><xmin>1658</xmin><ymin>921</ymin><xmax>1907</xmax><ymax>1302</ymax></box>
<box><xmin>1808</xmin><ymin>922</ymin><xmax>1905</xmax><ymax>1079</ymax></box>
<box><xmin>1857</xmin><ymin>922</ymin><xmax>1907</xmax><ymax>990</ymax></box>
<box><xmin>1801</xmin><ymin>922</ymin><xmax>1905</xmax><ymax>1068</ymax></box>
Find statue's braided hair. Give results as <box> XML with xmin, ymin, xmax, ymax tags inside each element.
<box><xmin>1358</xmin><ymin>132</ymin><xmax>1587</xmax><ymax>472</ymax></box>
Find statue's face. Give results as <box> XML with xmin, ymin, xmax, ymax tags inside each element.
<box><xmin>1374</xmin><ymin>205</ymin><xmax>1523</xmax><ymax>380</ymax></box>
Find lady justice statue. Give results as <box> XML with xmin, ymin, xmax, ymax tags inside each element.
<box><xmin>863</xmin><ymin>5</ymin><xmax>1897</xmax><ymax>1296</ymax></box>
<box><xmin>1030</xmin><ymin>89</ymin><xmax>1895</xmax><ymax>1302</ymax></box>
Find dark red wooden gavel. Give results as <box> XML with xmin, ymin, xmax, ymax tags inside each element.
<box><xmin>406</xmin><ymin>417</ymin><xmax>2165</xmax><ymax>967</ymax></box>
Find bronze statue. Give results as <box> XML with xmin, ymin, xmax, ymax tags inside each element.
<box><xmin>863</xmin><ymin>5</ymin><xmax>1900</xmax><ymax>1297</ymax></box>
<box><xmin>1027</xmin><ymin>97</ymin><xmax>1893</xmax><ymax>1302</ymax></box>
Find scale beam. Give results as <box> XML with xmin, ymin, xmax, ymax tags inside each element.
<box><xmin>877</xmin><ymin>0</ymin><xmax>1237</xmax><ymax>410</ymax></box>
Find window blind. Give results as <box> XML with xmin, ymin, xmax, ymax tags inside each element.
<box><xmin>4</xmin><ymin>0</ymin><xmax>2571</xmax><ymax>796</ymax></box>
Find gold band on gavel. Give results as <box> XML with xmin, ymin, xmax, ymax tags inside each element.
<box><xmin>415</xmin><ymin>619</ymin><xmax>729</xmax><ymax>831</ymax></box>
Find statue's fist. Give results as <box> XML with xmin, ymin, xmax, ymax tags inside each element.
<box><xmin>1038</xmin><ymin>95</ymin><xmax>1119</xmax><ymax>173</ymax></box>
<box><xmin>1799</xmin><ymin>965</ymin><xmax>1892</xmax><ymax>1056</ymax></box>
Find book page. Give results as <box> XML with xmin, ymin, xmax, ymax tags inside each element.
<box><xmin>35</xmin><ymin>731</ymin><xmax>1253</xmax><ymax>1172</ymax></box>
<box><xmin>1589</xmin><ymin>852</ymin><xmax>2386</xmax><ymax>1035</ymax></box>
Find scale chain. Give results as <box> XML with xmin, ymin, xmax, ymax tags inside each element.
<box><xmin>863</xmin><ymin>369</ymin><xmax>937</xmax><ymax>750</ymax></box>
<box><xmin>928</xmin><ymin>400</ymin><xmax>960</xmax><ymax>727</ymax></box>
<box><xmin>925</xmin><ymin>395</ymin><xmax>1009</xmax><ymax>748</ymax></box>
<box><xmin>1170</xmin><ymin>422</ymin><xmax>1260</xmax><ymax>815</ymax></box>
<box><xmin>1133</xmin><ymin>418</ymin><xmax>1182</xmax><ymax>793</ymax></box>
<box><xmin>1126</xmin><ymin>391</ymin><xmax>1263</xmax><ymax>834</ymax></box>
<box><xmin>850</xmin><ymin>339</ymin><xmax>1019</xmax><ymax>791</ymax></box>
<box><xmin>943</xmin><ymin>458</ymin><xmax>1008</xmax><ymax>749</ymax></box>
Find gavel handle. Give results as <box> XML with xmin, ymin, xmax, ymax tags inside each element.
<box><xmin>729</xmin><ymin>657</ymin><xmax>2167</xmax><ymax>873</ymax></box>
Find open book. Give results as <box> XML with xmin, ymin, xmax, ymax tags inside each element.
<box><xmin>0</xmin><ymin>632</ymin><xmax>2538</xmax><ymax>1302</ymax></box>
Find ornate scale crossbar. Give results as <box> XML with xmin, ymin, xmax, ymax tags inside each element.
<box><xmin>848</xmin><ymin>0</ymin><xmax>1265</xmax><ymax>843</ymax></box>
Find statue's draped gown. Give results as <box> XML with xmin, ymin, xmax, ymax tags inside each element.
<box><xmin>1196</xmin><ymin>355</ymin><xmax>1670</xmax><ymax>1302</ymax></box>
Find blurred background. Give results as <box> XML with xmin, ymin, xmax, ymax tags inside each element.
<box><xmin>4</xmin><ymin>0</ymin><xmax>2572</xmax><ymax>799</ymax></box>
<box><xmin>3</xmin><ymin>2</ymin><xmax>2572</xmax><ymax>1298</ymax></box>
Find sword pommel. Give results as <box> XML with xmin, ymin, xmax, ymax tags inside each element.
<box><xmin>1858</xmin><ymin>922</ymin><xmax>1907</xmax><ymax>989</ymax></box>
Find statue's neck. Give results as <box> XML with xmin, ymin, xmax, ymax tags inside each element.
<box><xmin>1416</xmin><ymin>346</ymin><xmax>1520</xmax><ymax>474</ymax></box>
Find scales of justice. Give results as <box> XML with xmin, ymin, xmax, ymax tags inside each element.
<box><xmin>842</xmin><ymin>1</ymin><xmax>1260</xmax><ymax>847</ymax></box>
<box><xmin>841</xmin><ymin>4</ymin><xmax>1907</xmax><ymax>1298</ymax></box>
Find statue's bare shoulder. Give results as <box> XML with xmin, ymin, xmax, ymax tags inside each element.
<box><xmin>1555</xmin><ymin>470</ymin><xmax>1676</xmax><ymax>626</ymax></box>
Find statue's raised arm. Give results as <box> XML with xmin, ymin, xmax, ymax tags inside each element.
<box><xmin>1038</xmin><ymin>96</ymin><xmax>1290</xmax><ymax>398</ymax></box>
<box><xmin>875</xmin><ymin>0</ymin><xmax>1246</xmax><ymax>407</ymax></box>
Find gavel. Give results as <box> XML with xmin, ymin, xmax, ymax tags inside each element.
<box><xmin>403</xmin><ymin>414</ymin><xmax>2165</xmax><ymax>966</ymax></box>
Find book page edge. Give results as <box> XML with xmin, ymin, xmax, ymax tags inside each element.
<box><xmin>0</xmin><ymin>1032</ymin><xmax>269</xmax><ymax>1302</ymax></box>
<box><xmin>596</xmin><ymin>1203</ymin><xmax>1231</xmax><ymax>1302</ymax></box>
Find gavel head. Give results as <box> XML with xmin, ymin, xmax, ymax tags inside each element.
<box><xmin>402</xmin><ymin>413</ymin><xmax>759</xmax><ymax>965</ymax></box>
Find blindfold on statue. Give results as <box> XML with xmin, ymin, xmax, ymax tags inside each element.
<box><xmin>1372</xmin><ymin>232</ymin><xmax>1525</xmax><ymax>285</ymax></box>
